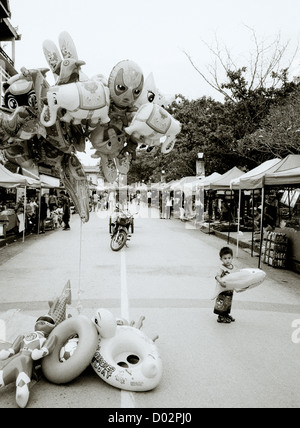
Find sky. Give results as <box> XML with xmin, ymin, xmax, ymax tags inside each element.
<box><xmin>6</xmin><ymin>0</ymin><xmax>300</xmax><ymax>165</ymax></box>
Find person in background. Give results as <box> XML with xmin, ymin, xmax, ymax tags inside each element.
<box><xmin>39</xmin><ymin>195</ymin><xmax>48</xmax><ymax>234</ymax></box>
<box><xmin>48</xmin><ymin>191</ymin><xmax>58</xmax><ymax>212</ymax></box>
<box><xmin>92</xmin><ymin>191</ymin><xmax>99</xmax><ymax>212</ymax></box>
<box><xmin>59</xmin><ymin>191</ymin><xmax>71</xmax><ymax>230</ymax></box>
<box><xmin>147</xmin><ymin>190</ymin><xmax>152</xmax><ymax>208</ymax></box>
<box><xmin>263</xmin><ymin>195</ymin><xmax>277</xmax><ymax>231</ymax></box>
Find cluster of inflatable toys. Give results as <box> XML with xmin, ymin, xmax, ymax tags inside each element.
<box><xmin>0</xmin><ymin>268</ymin><xmax>267</xmax><ymax>407</ymax></box>
<box><xmin>0</xmin><ymin>282</ymin><xmax>163</xmax><ymax>408</ymax></box>
<box><xmin>0</xmin><ymin>31</ymin><xmax>181</xmax><ymax>222</ymax></box>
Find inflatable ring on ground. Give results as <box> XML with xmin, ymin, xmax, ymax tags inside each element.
<box><xmin>91</xmin><ymin>325</ymin><xmax>163</xmax><ymax>391</ymax></box>
<box><xmin>42</xmin><ymin>315</ymin><xmax>98</xmax><ymax>384</ymax></box>
<box><xmin>212</xmin><ymin>268</ymin><xmax>266</xmax><ymax>299</ymax></box>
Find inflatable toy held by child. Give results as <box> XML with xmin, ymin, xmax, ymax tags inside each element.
<box><xmin>212</xmin><ymin>268</ymin><xmax>266</xmax><ymax>299</ymax></box>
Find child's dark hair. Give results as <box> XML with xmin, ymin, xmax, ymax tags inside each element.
<box><xmin>219</xmin><ymin>246</ymin><xmax>233</xmax><ymax>258</ymax></box>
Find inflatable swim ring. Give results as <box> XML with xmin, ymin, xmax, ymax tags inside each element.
<box><xmin>91</xmin><ymin>324</ymin><xmax>163</xmax><ymax>392</ymax></box>
<box><xmin>42</xmin><ymin>315</ymin><xmax>98</xmax><ymax>384</ymax></box>
<box><xmin>212</xmin><ymin>268</ymin><xmax>266</xmax><ymax>299</ymax></box>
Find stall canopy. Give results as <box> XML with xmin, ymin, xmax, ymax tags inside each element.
<box><xmin>264</xmin><ymin>166</ymin><xmax>300</xmax><ymax>186</ymax></box>
<box><xmin>202</xmin><ymin>166</ymin><xmax>245</xmax><ymax>190</ymax></box>
<box><xmin>234</xmin><ymin>154</ymin><xmax>300</xmax><ymax>190</ymax></box>
<box><xmin>230</xmin><ymin>158</ymin><xmax>281</xmax><ymax>190</ymax></box>
<box><xmin>170</xmin><ymin>176</ymin><xmax>201</xmax><ymax>191</ymax></box>
<box><xmin>0</xmin><ymin>164</ymin><xmax>40</xmax><ymax>188</ymax></box>
<box><xmin>184</xmin><ymin>172</ymin><xmax>221</xmax><ymax>192</ymax></box>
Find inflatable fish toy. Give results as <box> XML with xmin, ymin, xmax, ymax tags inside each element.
<box><xmin>212</xmin><ymin>268</ymin><xmax>266</xmax><ymax>300</ymax></box>
<box><xmin>47</xmin><ymin>280</ymin><xmax>72</xmax><ymax>325</ymax></box>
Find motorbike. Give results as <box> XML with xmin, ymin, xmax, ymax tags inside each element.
<box><xmin>109</xmin><ymin>207</ymin><xmax>135</xmax><ymax>251</ymax></box>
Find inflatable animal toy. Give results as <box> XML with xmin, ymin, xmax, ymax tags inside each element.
<box><xmin>212</xmin><ymin>268</ymin><xmax>266</xmax><ymax>299</ymax></box>
<box><xmin>40</xmin><ymin>77</ymin><xmax>110</xmax><ymax>128</ymax></box>
<box><xmin>91</xmin><ymin>309</ymin><xmax>163</xmax><ymax>392</ymax></box>
<box><xmin>124</xmin><ymin>102</ymin><xmax>181</xmax><ymax>154</ymax></box>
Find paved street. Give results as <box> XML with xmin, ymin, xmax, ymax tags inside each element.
<box><xmin>0</xmin><ymin>203</ymin><xmax>300</xmax><ymax>408</ymax></box>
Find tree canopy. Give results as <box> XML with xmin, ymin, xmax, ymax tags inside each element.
<box><xmin>127</xmin><ymin>32</ymin><xmax>300</xmax><ymax>185</ymax></box>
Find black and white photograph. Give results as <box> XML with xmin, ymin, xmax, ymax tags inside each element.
<box><xmin>0</xmin><ymin>0</ymin><xmax>299</xmax><ymax>411</ymax></box>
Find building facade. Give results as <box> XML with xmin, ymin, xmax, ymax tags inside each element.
<box><xmin>0</xmin><ymin>0</ymin><xmax>21</xmax><ymax>98</ymax></box>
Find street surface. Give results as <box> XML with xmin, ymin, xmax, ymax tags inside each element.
<box><xmin>0</xmin><ymin>203</ymin><xmax>300</xmax><ymax>408</ymax></box>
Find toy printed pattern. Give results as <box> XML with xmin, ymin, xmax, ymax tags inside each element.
<box><xmin>91</xmin><ymin>351</ymin><xmax>116</xmax><ymax>379</ymax></box>
<box><xmin>146</xmin><ymin>104</ymin><xmax>171</xmax><ymax>134</ymax></box>
<box><xmin>77</xmin><ymin>81</ymin><xmax>108</xmax><ymax>110</ymax></box>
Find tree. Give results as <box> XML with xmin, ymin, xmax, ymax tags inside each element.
<box><xmin>126</xmin><ymin>31</ymin><xmax>300</xmax><ymax>183</ymax></box>
<box><xmin>183</xmin><ymin>27</ymin><xmax>298</xmax><ymax>102</ymax></box>
<box><xmin>237</xmin><ymin>84</ymin><xmax>300</xmax><ymax>160</ymax></box>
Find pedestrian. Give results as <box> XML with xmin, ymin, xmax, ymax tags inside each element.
<box><xmin>59</xmin><ymin>191</ymin><xmax>71</xmax><ymax>230</ymax></box>
<box><xmin>263</xmin><ymin>195</ymin><xmax>277</xmax><ymax>231</ymax></box>
<box><xmin>48</xmin><ymin>191</ymin><xmax>58</xmax><ymax>212</ymax></box>
<box><xmin>213</xmin><ymin>246</ymin><xmax>244</xmax><ymax>323</ymax></box>
<box><xmin>219</xmin><ymin>200</ymin><xmax>233</xmax><ymax>222</ymax></box>
<box><xmin>39</xmin><ymin>195</ymin><xmax>48</xmax><ymax>234</ymax></box>
<box><xmin>166</xmin><ymin>195</ymin><xmax>172</xmax><ymax>219</ymax></box>
<box><xmin>147</xmin><ymin>190</ymin><xmax>152</xmax><ymax>208</ymax></box>
<box><xmin>92</xmin><ymin>191</ymin><xmax>99</xmax><ymax>212</ymax></box>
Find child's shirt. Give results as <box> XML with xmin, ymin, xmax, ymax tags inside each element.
<box><xmin>216</xmin><ymin>263</ymin><xmax>238</xmax><ymax>279</ymax></box>
<box><xmin>212</xmin><ymin>263</ymin><xmax>239</xmax><ymax>300</ymax></box>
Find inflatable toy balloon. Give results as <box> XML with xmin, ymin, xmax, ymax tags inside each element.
<box><xmin>40</xmin><ymin>77</ymin><xmax>110</xmax><ymax>128</ymax></box>
<box><xmin>134</xmin><ymin>72</ymin><xmax>157</xmax><ymax>108</ymax></box>
<box><xmin>134</xmin><ymin>72</ymin><xmax>175</xmax><ymax>109</ymax></box>
<box><xmin>43</xmin><ymin>31</ymin><xmax>88</xmax><ymax>84</ymax></box>
<box><xmin>108</xmin><ymin>59</ymin><xmax>144</xmax><ymax>109</ymax></box>
<box><xmin>125</xmin><ymin>103</ymin><xmax>181</xmax><ymax>153</ymax></box>
<box><xmin>43</xmin><ymin>39</ymin><xmax>63</xmax><ymax>81</ymax></box>
<box><xmin>0</xmin><ymin>29</ymin><xmax>182</xmax><ymax>201</ymax></box>
<box><xmin>0</xmin><ymin>67</ymin><xmax>91</xmax><ymax>221</ymax></box>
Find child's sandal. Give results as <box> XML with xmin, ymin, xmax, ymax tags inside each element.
<box><xmin>217</xmin><ymin>315</ymin><xmax>231</xmax><ymax>323</ymax></box>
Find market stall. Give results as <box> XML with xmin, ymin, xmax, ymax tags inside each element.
<box><xmin>0</xmin><ymin>164</ymin><xmax>40</xmax><ymax>240</ymax></box>
<box><xmin>231</xmin><ymin>154</ymin><xmax>300</xmax><ymax>270</ymax></box>
<box><xmin>199</xmin><ymin>167</ymin><xmax>245</xmax><ymax>234</ymax></box>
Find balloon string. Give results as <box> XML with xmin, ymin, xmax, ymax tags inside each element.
<box><xmin>77</xmin><ymin>220</ymin><xmax>83</xmax><ymax>314</ymax></box>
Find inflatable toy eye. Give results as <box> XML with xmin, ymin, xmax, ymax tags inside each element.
<box><xmin>134</xmin><ymin>88</ymin><xmax>141</xmax><ymax>98</ymax></box>
<box><xmin>116</xmin><ymin>84</ymin><xmax>126</xmax><ymax>94</ymax></box>
<box><xmin>6</xmin><ymin>95</ymin><xmax>18</xmax><ymax>110</ymax></box>
<box><xmin>147</xmin><ymin>91</ymin><xmax>155</xmax><ymax>103</ymax></box>
<box><xmin>27</xmin><ymin>90</ymin><xmax>37</xmax><ymax>108</ymax></box>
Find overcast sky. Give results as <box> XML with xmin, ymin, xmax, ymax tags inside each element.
<box><xmin>7</xmin><ymin>0</ymin><xmax>300</xmax><ymax>164</ymax></box>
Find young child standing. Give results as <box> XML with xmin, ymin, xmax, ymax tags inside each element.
<box><xmin>213</xmin><ymin>246</ymin><xmax>239</xmax><ymax>323</ymax></box>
